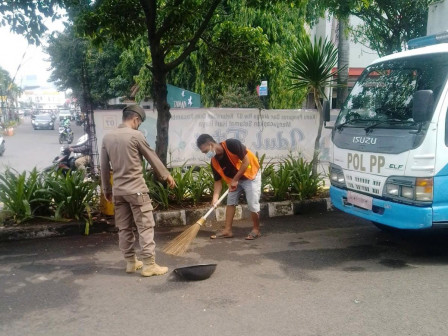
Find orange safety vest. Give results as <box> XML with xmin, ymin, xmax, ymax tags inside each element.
<box><xmin>211</xmin><ymin>141</ymin><xmax>260</xmax><ymax>184</ymax></box>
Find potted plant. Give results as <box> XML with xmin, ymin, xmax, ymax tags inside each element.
<box><xmin>2</xmin><ymin>121</ymin><xmax>16</xmax><ymax>136</ymax></box>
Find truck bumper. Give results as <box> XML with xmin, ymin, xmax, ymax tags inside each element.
<box><xmin>330</xmin><ymin>186</ymin><xmax>433</xmax><ymax>229</ymax></box>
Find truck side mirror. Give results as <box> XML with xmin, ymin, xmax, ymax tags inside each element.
<box><xmin>323</xmin><ymin>100</ymin><xmax>333</xmax><ymax>129</ymax></box>
<box><xmin>413</xmin><ymin>90</ymin><xmax>434</xmax><ymax>123</ymax></box>
<box><xmin>323</xmin><ymin>100</ymin><xmax>330</xmax><ymax>122</ymax></box>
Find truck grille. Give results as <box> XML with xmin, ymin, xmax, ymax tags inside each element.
<box><xmin>344</xmin><ymin>171</ymin><xmax>385</xmax><ymax>196</ymax></box>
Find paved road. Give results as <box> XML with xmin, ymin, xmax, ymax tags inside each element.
<box><xmin>0</xmin><ymin>116</ymin><xmax>85</xmax><ymax>174</ymax></box>
<box><xmin>1</xmin><ymin>212</ymin><xmax>448</xmax><ymax>336</ymax></box>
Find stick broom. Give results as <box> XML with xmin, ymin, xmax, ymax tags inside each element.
<box><xmin>163</xmin><ymin>189</ymin><xmax>229</xmax><ymax>256</ymax></box>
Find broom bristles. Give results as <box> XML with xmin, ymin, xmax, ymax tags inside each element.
<box><xmin>163</xmin><ymin>217</ymin><xmax>205</xmax><ymax>256</ymax></box>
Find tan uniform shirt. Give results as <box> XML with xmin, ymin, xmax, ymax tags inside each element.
<box><xmin>100</xmin><ymin>124</ymin><xmax>170</xmax><ymax>196</ymax></box>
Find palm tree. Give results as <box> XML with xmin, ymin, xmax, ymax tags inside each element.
<box><xmin>288</xmin><ymin>36</ymin><xmax>339</xmax><ymax>175</ymax></box>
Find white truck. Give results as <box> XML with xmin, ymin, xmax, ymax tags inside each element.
<box><xmin>327</xmin><ymin>2</ymin><xmax>448</xmax><ymax>230</ymax></box>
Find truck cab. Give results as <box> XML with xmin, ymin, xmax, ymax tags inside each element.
<box><xmin>329</xmin><ymin>37</ymin><xmax>448</xmax><ymax>230</ymax></box>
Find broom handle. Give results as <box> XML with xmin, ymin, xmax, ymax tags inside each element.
<box><xmin>202</xmin><ymin>189</ymin><xmax>230</xmax><ymax>220</ymax></box>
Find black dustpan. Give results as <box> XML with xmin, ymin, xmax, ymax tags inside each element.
<box><xmin>173</xmin><ymin>264</ymin><xmax>217</xmax><ymax>281</ymax></box>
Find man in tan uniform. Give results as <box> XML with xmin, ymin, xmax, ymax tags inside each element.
<box><xmin>100</xmin><ymin>105</ymin><xmax>176</xmax><ymax>277</ymax></box>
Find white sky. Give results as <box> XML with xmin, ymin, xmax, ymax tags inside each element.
<box><xmin>0</xmin><ymin>17</ymin><xmax>65</xmax><ymax>88</ymax></box>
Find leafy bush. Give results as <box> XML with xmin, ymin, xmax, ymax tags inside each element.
<box><xmin>285</xmin><ymin>155</ymin><xmax>323</xmax><ymax>200</ymax></box>
<box><xmin>1</xmin><ymin>152</ymin><xmax>324</xmax><ymax>226</ymax></box>
<box><xmin>257</xmin><ymin>153</ymin><xmax>275</xmax><ymax>195</ymax></box>
<box><xmin>170</xmin><ymin>166</ymin><xmax>193</xmax><ymax>204</ymax></box>
<box><xmin>261</xmin><ymin>153</ymin><xmax>323</xmax><ymax>201</ymax></box>
<box><xmin>144</xmin><ymin>169</ymin><xmax>171</xmax><ymax>210</ymax></box>
<box><xmin>42</xmin><ymin>170</ymin><xmax>98</xmax><ymax>221</ymax></box>
<box><xmin>190</xmin><ymin>166</ymin><xmax>214</xmax><ymax>205</ymax></box>
<box><xmin>0</xmin><ymin>168</ymin><xmax>48</xmax><ymax>224</ymax></box>
<box><xmin>267</xmin><ymin>162</ymin><xmax>292</xmax><ymax>201</ymax></box>
<box><xmin>145</xmin><ymin>164</ymin><xmax>215</xmax><ymax>208</ymax></box>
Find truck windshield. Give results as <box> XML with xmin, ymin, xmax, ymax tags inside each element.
<box><xmin>335</xmin><ymin>53</ymin><xmax>448</xmax><ymax>130</ymax></box>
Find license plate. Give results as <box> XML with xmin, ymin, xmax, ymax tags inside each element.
<box><xmin>347</xmin><ymin>191</ymin><xmax>373</xmax><ymax>210</ymax></box>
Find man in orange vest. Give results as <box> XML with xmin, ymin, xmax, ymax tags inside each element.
<box><xmin>196</xmin><ymin>134</ymin><xmax>262</xmax><ymax>240</ymax></box>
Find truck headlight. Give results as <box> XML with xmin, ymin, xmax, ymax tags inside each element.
<box><xmin>383</xmin><ymin>176</ymin><xmax>432</xmax><ymax>204</ymax></box>
<box><xmin>330</xmin><ymin>164</ymin><xmax>346</xmax><ymax>188</ymax></box>
<box><xmin>415</xmin><ymin>178</ymin><xmax>433</xmax><ymax>201</ymax></box>
<box><xmin>386</xmin><ymin>184</ymin><xmax>399</xmax><ymax>196</ymax></box>
<box><xmin>401</xmin><ymin>186</ymin><xmax>414</xmax><ymax>199</ymax></box>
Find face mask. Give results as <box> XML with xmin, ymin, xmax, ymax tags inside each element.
<box><xmin>206</xmin><ymin>145</ymin><xmax>216</xmax><ymax>159</ymax></box>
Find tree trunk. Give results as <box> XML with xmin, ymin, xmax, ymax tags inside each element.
<box><xmin>336</xmin><ymin>17</ymin><xmax>350</xmax><ymax>108</ymax></box>
<box><xmin>81</xmin><ymin>60</ymin><xmax>99</xmax><ymax>175</ymax></box>
<box><xmin>312</xmin><ymin>90</ymin><xmax>323</xmax><ymax>176</ymax></box>
<box><xmin>152</xmin><ymin>68</ymin><xmax>171</xmax><ymax>165</ymax></box>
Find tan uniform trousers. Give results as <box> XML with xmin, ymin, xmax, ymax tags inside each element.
<box><xmin>75</xmin><ymin>155</ymin><xmax>90</xmax><ymax>171</ymax></box>
<box><xmin>113</xmin><ymin>193</ymin><xmax>156</xmax><ymax>259</ymax></box>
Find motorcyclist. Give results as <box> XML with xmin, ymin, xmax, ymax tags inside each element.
<box><xmin>62</xmin><ymin>117</ymin><xmax>71</xmax><ymax>127</ymax></box>
<box><xmin>68</xmin><ymin>140</ymin><xmax>90</xmax><ymax>172</ymax></box>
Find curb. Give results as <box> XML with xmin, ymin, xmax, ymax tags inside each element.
<box><xmin>0</xmin><ymin>198</ymin><xmax>333</xmax><ymax>242</ymax></box>
<box><xmin>0</xmin><ymin>220</ymin><xmax>115</xmax><ymax>242</ymax></box>
<box><xmin>155</xmin><ymin>198</ymin><xmax>332</xmax><ymax>227</ymax></box>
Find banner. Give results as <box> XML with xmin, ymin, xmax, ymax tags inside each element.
<box><xmin>94</xmin><ymin>108</ymin><xmax>332</xmax><ymax>168</ymax></box>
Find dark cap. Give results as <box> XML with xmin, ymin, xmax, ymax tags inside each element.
<box><xmin>124</xmin><ymin>104</ymin><xmax>146</xmax><ymax>122</ymax></box>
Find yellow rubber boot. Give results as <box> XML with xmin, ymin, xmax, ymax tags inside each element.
<box><xmin>141</xmin><ymin>257</ymin><xmax>168</xmax><ymax>277</ymax></box>
<box><xmin>125</xmin><ymin>256</ymin><xmax>143</xmax><ymax>273</ymax></box>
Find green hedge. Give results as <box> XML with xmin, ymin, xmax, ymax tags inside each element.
<box><xmin>0</xmin><ymin>168</ymin><xmax>98</xmax><ymax>227</ymax></box>
<box><xmin>145</xmin><ymin>153</ymin><xmax>325</xmax><ymax>209</ymax></box>
<box><xmin>0</xmin><ymin>154</ymin><xmax>325</xmax><ymax>225</ymax></box>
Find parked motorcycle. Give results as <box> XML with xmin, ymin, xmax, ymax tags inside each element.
<box><xmin>59</xmin><ymin>125</ymin><xmax>74</xmax><ymax>144</ymax></box>
<box><xmin>75</xmin><ymin>113</ymin><xmax>84</xmax><ymax>126</ymax></box>
<box><xmin>43</xmin><ymin>145</ymin><xmax>91</xmax><ymax>177</ymax></box>
<box><xmin>43</xmin><ymin>146</ymin><xmax>75</xmax><ymax>174</ymax></box>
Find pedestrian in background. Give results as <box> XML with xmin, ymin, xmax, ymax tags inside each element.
<box><xmin>101</xmin><ymin>105</ymin><xmax>176</xmax><ymax>277</ymax></box>
<box><xmin>196</xmin><ymin>134</ymin><xmax>262</xmax><ymax>240</ymax></box>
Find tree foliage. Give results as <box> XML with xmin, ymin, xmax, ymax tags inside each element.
<box><xmin>3</xmin><ymin>0</ymin><xmax>362</xmax><ymax>163</ymax></box>
<box><xmin>288</xmin><ymin>36</ymin><xmax>339</xmax><ymax>174</ymax></box>
<box><xmin>46</xmin><ymin>26</ymin><xmax>131</xmax><ymax>107</ymax></box>
<box><xmin>0</xmin><ymin>66</ymin><xmax>21</xmax><ymax>115</ymax></box>
<box><xmin>234</xmin><ymin>0</ymin><xmax>309</xmax><ymax>108</ymax></box>
<box><xmin>305</xmin><ymin>0</ymin><xmax>366</xmax><ymax>107</ymax></box>
<box><xmin>71</xmin><ymin>0</ymin><xmax>308</xmax><ymax>164</ymax></box>
<box><xmin>217</xmin><ymin>85</ymin><xmax>263</xmax><ymax>108</ymax></box>
<box><xmin>0</xmin><ymin>0</ymin><xmax>63</xmax><ymax>45</ymax></box>
<box><xmin>350</xmin><ymin>0</ymin><xmax>435</xmax><ymax>56</ymax></box>
<box><xmin>306</xmin><ymin>0</ymin><xmax>436</xmax><ymax>57</ymax></box>
<box><xmin>165</xmin><ymin>0</ymin><xmax>309</xmax><ymax>108</ymax></box>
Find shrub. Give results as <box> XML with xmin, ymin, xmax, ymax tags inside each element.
<box><xmin>144</xmin><ymin>169</ymin><xmax>171</xmax><ymax>210</ymax></box>
<box><xmin>170</xmin><ymin>166</ymin><xmax>193</xmax><ymax>205</ymax></box>
<box><xmin>190</xmin><ymin>165</ymin><xmax>214</xmax><ymax>205</ymax></box>
<box><xmin>257</xmin><ymin>153</ymin><xmax>275</xmax><ymax>196</ymax></box>
<box><xmin>1</xmin><ymin>152</ymin><xmax>325</xmax><ymax>226</ymax></box>
<box><xmin>267</xmin><ymin>162</ymin><xmax>292</xmax><ymax>201</ymax></box>
<box><xmin>42</xmin><ymin>170</ymin><xmax>98</xmax><ymax>221</ymax></box>
<box><xmin>285</xmin><ymin>155</ymin><xmax>323</xmax><ymax>200</ymax></box>
<box><xmin>0</xmin><ymin>168</ymin><xmax>49</xmax><ymax>224</ymax></box>
<box><xmin>262</xmin><ymin>153</ymin><xmax>323</xmax><ymax>201</ymax></box>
